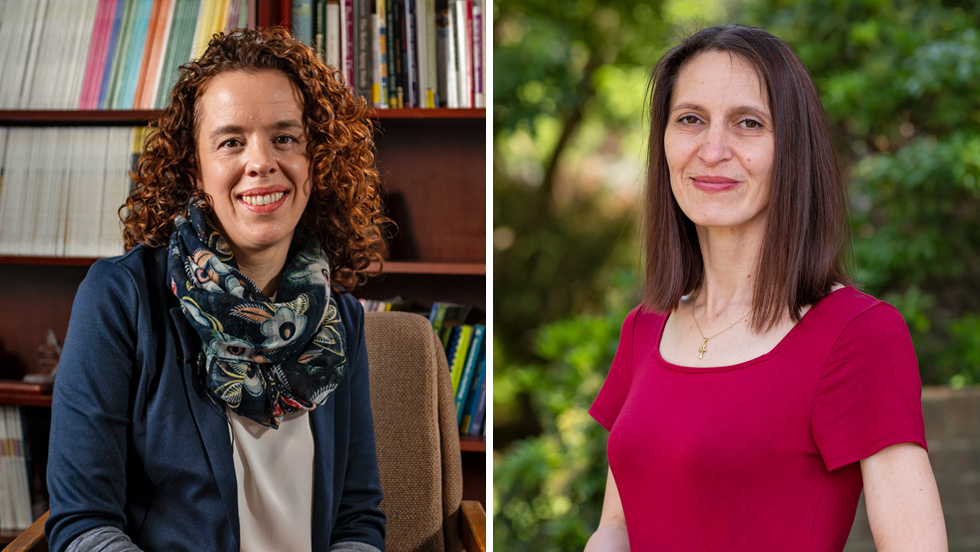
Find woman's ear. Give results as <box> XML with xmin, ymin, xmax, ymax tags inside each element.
<box><xmin>189</xmin><ymin>166</ymin><xmax>202</xmax><ymax>190</ymax></box>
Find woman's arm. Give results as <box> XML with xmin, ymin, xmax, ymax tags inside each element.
<box><xmin>584</xmin><ymin>467</ymin><xmax>630</xmax><ymax>552</ymax></box>
<box><xmin>329</xmin><ymin>301</ymin><xmax>385</xmax><ymax>550</ymax></box>
<box><xmin>862</xmin><ymin>442</ymin><xmax>947</xmax><ymax>552</ymax></box>
<box><xmin>46</xmin><ymin>261</ymin><xmax>140</xmax><ymax>552</ymax></box>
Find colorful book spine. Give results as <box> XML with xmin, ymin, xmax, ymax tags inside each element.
<box><xmin>447</xmin><ymin>324</ymin><xmax>473</xmax><ymax>393</ymax></box>
<box><xmin>466</xmin><ymin>360</ymin><xmax>486</xmax><ymax>436</ymax></box>
<box><xmin>454</xmin><ymin>324</ymin><xmax>484</xmax><ymax>423</ymax></box>
<box><xmin>79</xmin><ymin>0</ymin><xmax>115</xmax><ymax>109</ymax></box>
<box><xmin>97</xmin><ymin>0</ymin><xmax>126</xmax><ymax>109</ymax></box>
<box><xmin>459</xmin><ymin>351</ymin><xmax>485</xmax><ymax>433</ymax></box>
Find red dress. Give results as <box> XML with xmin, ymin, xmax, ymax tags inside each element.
<box><xmin>590</xmin><ymin>287</ymin><xmax>926</xmax><ymax>551</ymax></box>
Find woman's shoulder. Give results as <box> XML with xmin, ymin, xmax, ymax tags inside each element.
<box><xmin>811</xmin><ymin>285</ymin><xmax>909</xmax><ymax>338</ymax></box>
<box><xmin>76</xmin><ymin>245</ymin><xmax>170</xmax><ymax>305</ymax></box>
<box><xmin>88</xmin><ymin>244</ymin><xmax>168</xmax><ymax>280</ymax></box>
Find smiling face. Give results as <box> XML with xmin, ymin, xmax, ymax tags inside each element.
<box><xmin>195</xmin><ymin>69</ymin><xmax>312</xmax><ymax>264</ymax></box>
<box><xmin>664</xmin><ymin>50</ymin><xmax>775</xmax><ymax>237</ymax></box>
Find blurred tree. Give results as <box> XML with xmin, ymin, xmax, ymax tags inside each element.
<box><xmin>493</xmin><ymin>0</ymin><xmax>671</xmax><ymax>442</ymax></box>
<box><xmin>738</xmin><ymin>0</ymin><xmax>980</xmax><ymax>385</ymax></box>
<box><xmin>493</xmin><ymin>280</ymin><xmax>636</xmax><ymax>551</ymax></box>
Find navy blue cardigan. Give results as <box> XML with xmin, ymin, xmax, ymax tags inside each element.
<box><xmin>45</xmin><ymin>245</ymin><xmax>385</xmax><ymax>552</ymax></box>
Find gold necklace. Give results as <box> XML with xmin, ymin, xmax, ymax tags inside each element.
<box><xmin>692</xmin><ymin>306</ymin><xmax>752</xmax><ymax>359</ymax></box>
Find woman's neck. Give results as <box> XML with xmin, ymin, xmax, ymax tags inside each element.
<box><xmin>234</xmin><ymin>246</ymin><xmax>288</xmax><ymax>298</ymax></box>
<box><xmin>694</xmin><ymin>224</ymin><xmax>762</xmax><ymax>317</ymax></box>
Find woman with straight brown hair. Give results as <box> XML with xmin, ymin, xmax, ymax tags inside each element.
<box><xmin>586</xmin><ymin>25</ymin><xmax>946</xmax><ymax>551</ymax></box>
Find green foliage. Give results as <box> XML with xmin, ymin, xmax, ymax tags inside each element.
<box><xmin>740</xmin><ymin>0</ymin><xmax>980</xmax><ymax>385</ymax></box>
<box><xmin>494</xmin><ymin>288</ymin><xmax>636</xmax><ymax>550</ymax></box>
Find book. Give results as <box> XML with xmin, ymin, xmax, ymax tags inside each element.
<box><xmin>326</xmin><ymin>0</ymin><xmax>340</xmax><ymax>69</ymax></box>
<box><xmin>470</xmin><ymin>0</ymin><xmax>482</xmax><ymax>108</ymax></box>
<box><xmin>144</xmin><ymin>0</ymin><xmax>178</xmax><ymax>109</ymax></box>
<box><xmin>17</xmin><ymin>0</ymin><xmax>48</xmax><ymax>109</ymax></box>
<box><xmin>384</xmin><ymin>0</ymin><xmax>397</xmax><ymax>107</ymax></box>
<box><xmin>79</xmin><ymin>0</ymin><xmax>115</xmax><ymax>109</ymax></box>
<box><xmin>403</xmin><ymin>0</ymin><xmax>417</xmax><ymax>107</ymax></box>
<box><xmin>98</xmin><ymin>0</ymin><xmax>126</xmax><ymax>109</ymax></box>
<box><xmin>0</xmin><ymin>129</ymin><xmax>29</xmax><ymax>254</ymax></box>
<box><xmin>437</xmin><ymin>5</ymin><xmax>452</xmax><ymax>107</ymax></box>
<box><xmin>417</xmin><ymin>0</ymin><xmax>436</xmax><ymax>107</ymax></box>
<box><xmin>450</xmin><ymin>0</ymin><xmax>471</xmax><ymax>108</ymax></box>
<box><xmin>133</xmin><ymin>0</ymin><xmax>167</xmax><ymax>109</ymax></box>
<box><xmin>354</xmin><ymin>0</ymin><xmax>372</xmax><ymax>99</ymax></box>
<box><xmin>341</xmin><ymin>0</ymin><xmax>354</xmax><ymax>84</ymax></box>
<box><xmin>459</xmin><ymin>349</ymin><xmax>485</xmax><ymax>433</ymax></box>
<box><xmin>64</xmin><ymin>0</ymin><xmax>99</xmax><ymax>109</ymax></box>
<box><xmin>372</xmin><ymin>0</ymin><xmax>389</xmax><ymax>108</ymax></box>
<box><xmin>163</xmin><ymin>0</ymin><xmax>202</xmax><ymax>107</ymax></box>
<box><xmin>427</xmin><ymin>301</ymin><xmax>471</xmax><ymax>347</ymax></box>
<box><xmin>292</xmin><ymin>0</ymin><xmax>314</xmax><ymax>47</ymax></box>
<box><xmin>117</xmin><ymin>0</ymin><xmax>155</xmax><ymax>109</ymax></box>
<box><xmin>465</xmin><ymin>358</ymin><xmax>486</xmax><ymax>435</ymax></box>
<box><xmin>454</xmin><ymin>324</ymin><xmax>484</xmax><ymax>423</ymax></box>
<box><xmin>445</xmin><ymin>324</ymin><xmax>473</xmax><ymax>393</ymax></box>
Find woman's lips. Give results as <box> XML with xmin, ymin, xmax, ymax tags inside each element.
<box><xmin>238</xmin><ymin>189</ymin><xmax>289</xmax><ymax>213</ymax></box>
<box><xmin>692</xmin><ymin>176</ymin><xmax>739</xmax><ymax>192</ymax></box>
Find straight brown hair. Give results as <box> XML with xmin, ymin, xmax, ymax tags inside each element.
<box><xmin>643</xmin><ymin>25</ymin><xmax>851</xmax><ymax>331</ymax></box>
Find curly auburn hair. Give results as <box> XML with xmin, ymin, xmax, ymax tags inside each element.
<box><xmin>122</xmin><ymin>26</ymin><xmax>387</xmax><ymax>291</ymax></box>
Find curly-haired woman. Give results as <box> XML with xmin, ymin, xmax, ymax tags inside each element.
<box><xmin>46</xmin><ymin>28</ymin><xmax>387</xmax><ymax>552</ymax></box>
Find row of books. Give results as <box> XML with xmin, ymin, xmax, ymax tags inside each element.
<box><xmin>0</xmin><ymin>405</ymin><xmax>33</xmax><ymax>531</ymax></box>
<box><xmin>429</xmin><ymin>302</ymin><xmax>485</xmax><ymax>436</ymax></box>
<box><xmin>0</xmin><ymin>126</ymin><xmax>142</xmax><ymax>258</ymax></box>
<box><xmin>0</xmin><ymin>0</ymin><xmax>250</xmax><ymax>110</ymax></box>
<box><xmin>358</xmin><ymin>297</ymin><xmax>411</xmax><ymax>312</ymax></box>
<box><xmin>290</xmin><ymin>0</ymin><xmax>485</xmax><ymax>108</ymax></box>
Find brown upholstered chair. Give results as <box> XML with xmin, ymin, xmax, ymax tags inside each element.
<box><xmin>4</xmin><ymin>311</ymin><xmax>486</xmax><ymax>552</ymax></box>
<box><xmin>363</xmin><ymin>311</ymin><xmax>486</xmax><ymax>552</ymax></box>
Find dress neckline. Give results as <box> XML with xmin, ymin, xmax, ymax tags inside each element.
<box><xmin>654</xmin><ymin>286</ymin><xmax>852</xmax><ymax>374</ymax></box>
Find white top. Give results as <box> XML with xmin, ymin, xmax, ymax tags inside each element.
<box><xmin>228</xmin><ymin>407</ymin><xmax>315</xmax><ymax>552</ymax></box>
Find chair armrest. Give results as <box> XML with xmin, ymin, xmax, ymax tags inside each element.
<box><xmin>4</xmin><ymin>510</ymin><xmax>48</xmax><ymax>552</ymax></box>
<box><xmin>459</xmin><ymin>500</ymin><xmax>486</xmax><ymax>552</ymax></box>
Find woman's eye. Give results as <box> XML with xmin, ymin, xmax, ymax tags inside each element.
<box><xmin>678</xmin><ymin>115</ymin><xmax>701</xmax><ymax>125</ymax></box>
<box><xmin>220</xmin><ymin>138</ymin><xmax>242</xmax><ymax>148</ymax></box>
<box><xmin>740</xmin><ymin>119</ymin><xmax>763</xmax><ymax>129</ymax></box>
<box><xmin>275</xmin><ymin>135</ymin><xmax>297</xmax><ymax>144</ymax></box>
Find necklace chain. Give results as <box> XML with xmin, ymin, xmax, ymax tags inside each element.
<box><xmin>692</xmin><ymin>306</ymin><xmax>752</xmax><ymax>359</ymax></box>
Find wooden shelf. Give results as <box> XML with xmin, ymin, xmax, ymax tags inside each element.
<box><xmin>371</xmin><ymin>261</ymin><xmax>485</xmax><ymax>275</ymax></box>
<box><xmin>0</xmin><ymin>108</ymin><xmax>485</xmax><ymax>126</ymax></box>
<box><xmin>0</xmin><ymin>381</ymin><xmax>53</xmax><ymax>407</ymax></box>
<box><xmin>459</xmin><ymin>435</ymin><xmax>486</xmax><ymax>453</ymax></box>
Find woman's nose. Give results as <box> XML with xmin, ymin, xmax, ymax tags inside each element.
<box><xmin>698</xmin><ymin>124</ymin><xmax>733</xmax><ymax>165</ymax></box>
<box><xmin>246</xmin><ymin>141</ymin><xmax>277</xmax><ymax>176</ymax></box>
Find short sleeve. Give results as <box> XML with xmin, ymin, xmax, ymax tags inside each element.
<box><xmin>812</xmin><ymin>303</ymin><xmax>927</xmax><ymax>471</ymax></box>
<box><xmin>589</xmin><ymin>306</ymin><xmax>641</xmax><ymax>431</ymax></box>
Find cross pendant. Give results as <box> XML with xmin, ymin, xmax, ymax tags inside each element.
<box><xmin>698</xmin><ymin>338</ymin><xmax>708</xmax><ymax>359</ymax></box>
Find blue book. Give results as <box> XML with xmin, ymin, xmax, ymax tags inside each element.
<box><xmin>117</xmin><ymin>0</ymin><xmax>154</xmax><ymax>108</ymax></box>
<box><xmin>455</xmin><ymin>324</ymin><xmax>484</xmax><ymax>424</ymax></box>
<box><xmin>98</xmin><ymin>0</ymin><xmax>127</xmax><ymax>109</ymax></box>
<box><xmin>466</xmin><ymin>358</ymin><xmax>486</xmax><ymax>436</ymax></box>
<box><xmin>459</xmin><ymin>351</ymin><xmax>485</xmax><ymax>433</ymax></box>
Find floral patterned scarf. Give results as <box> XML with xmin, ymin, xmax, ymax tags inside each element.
<box><xmin>167</xmin><ymin>200</ymin><xmax>346</xmax><ymax>429</ymax></box>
